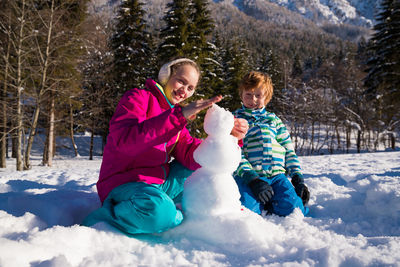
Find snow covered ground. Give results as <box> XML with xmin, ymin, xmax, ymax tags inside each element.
<box><xmin>0</xmin><ymin>139</ymin><xmax>399</xmax><ymax>266</ymax></box>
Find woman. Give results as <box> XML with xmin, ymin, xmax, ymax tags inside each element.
<box><xmin>83</xmin><ymin>58</ymin><xmax>248</xmax><ymax>235</ymax></box>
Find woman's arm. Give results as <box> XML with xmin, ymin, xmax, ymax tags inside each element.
<box><xmin>108</xmin><ymin>89</ymin><xmax>187</xmax><ymax>156</ymax></box>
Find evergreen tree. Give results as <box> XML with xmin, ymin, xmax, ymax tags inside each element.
<box><xmin>188</xmin><ymin>0</ymin><xmax>214</xmax><ymax>62</ymax></box>
<box><xmin>110</xmin><ymin>0</ymin><xmax>153</xmax><ymax>94</ymax></box>
<box><xmin>158</xmin><ymin>0</ymin><xmax>220</xmax><ymax>137</ymax></box>
<box><xmin>291</xmin><ymin>54</ymin><xmax>303</xmax><ymax>78</ymax></box>
<box><xmin>259</xmin><ymin>49</ymin><xmax>285</xmax><ymax>114</ymax></box>
<box><xmin>221</xmin><ymin>38</ymin><xmax>251</xmax><ymax>111</ymax></box>
<box><xmin>364</xmin><ymin>0</ymin><xmax>400</xmax><ymax>123</ymax></box>
<box><xmin>158</xmin><ymin>0</ymin><xmax>192</xmax><ymax>63</ymax></box>
<box><xmin>188</xmin><ymin>0</ymin><xmax>219</xmax><ymax>101</ymax></box>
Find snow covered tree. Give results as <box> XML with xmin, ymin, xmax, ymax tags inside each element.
<box><xmin>188</xmin><ymin>0</ymin><xmax>219</xmax><ymax>99</ymax></box>
<box><xmin>364</xmin><ymin>0</ymin><xmax>400</xmax><ymax>124</ymax></box>
<box><xmin>188</xmin><ymin>0</ymin><xmax>214</xmax><ymax>61</ymax></box>
<box><xmin>110</xmin><ymin>0</ymin><xmax>154</xmax><ymax>94</ymax></box>
<box><xmin>158</xmin><ymin>0</ymin><xmax>215</xmax><ymax>64</ymax></box>
<box><xmin>259</xmin><ymin>49</ymin><xmax>285</xmax><ymax>114</ymax></box>
<box><xmin>220</xmin><ymin>38</ymin><xmax>251</xmax><ymax>111</ymax></box>
<box><xmin>158</xmin><ymin>0</ymin><xmax>192</xmax><ymax>63</ymax></box>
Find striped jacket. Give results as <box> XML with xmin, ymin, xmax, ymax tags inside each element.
<box><xmin>233</xmin><ymin>106</ymin><xmax>302</xmax><ymax>184</ymax></box>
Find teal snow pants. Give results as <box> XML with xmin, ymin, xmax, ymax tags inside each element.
<box><xmin>234</xmin><ymin>173</ymin><xmax>309</xmax><ymax>216</ymax></box>
<box><xmin>82</xmin><ymin>160</ymin><xmax>194</xmax><ymax>235</ymax></box>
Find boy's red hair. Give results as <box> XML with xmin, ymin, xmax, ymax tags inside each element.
<box><xmin>238</xmin><ymin>71</ymin><xmax>274</xmax><ymax>105</ymax></box>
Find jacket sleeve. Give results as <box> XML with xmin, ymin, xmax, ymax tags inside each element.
<box><xmin>274</xmin><ymin>115</ymin><xmax>302</xmax><ymax>177</ymax></box>
<box><xmin>235</xmin><ymin>151</ymin><xmax>259</xmax><ymax>184</ymax></box>
<box><xmin>171</xmin><ymin>127</ymin><xmax>202</xmax><ymax>171</ymax></box>
<box><xmin>108</xmin><ymin>89</ymin><xmax>188</xmax><ymax>156</ymax></box>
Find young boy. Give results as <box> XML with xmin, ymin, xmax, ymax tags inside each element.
<box><xmin>233</xmin><ymin>71</ymin><xmax>310</xmax><ymax>216</ymax></box>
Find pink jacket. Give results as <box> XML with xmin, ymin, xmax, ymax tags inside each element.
<box><xmin>97</xmin><ymin>79</ymin><xmax>202</xmax><ymax>203</ymax></box>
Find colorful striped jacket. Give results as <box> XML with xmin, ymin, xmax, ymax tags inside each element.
<box><xmin>233</xmin><ymin>106</ymin><xmax>302</xmax><ymax>184</ymax></box>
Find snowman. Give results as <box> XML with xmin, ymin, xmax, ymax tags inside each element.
<box><xmin>173</xmin><ymin>104</ymin><xmax>283</xmax><ymax>246</ymax></box>
<box><xmin>182</xmin><ymin>104</ymin><xmax>243</xmax><ymax>218</ymax></box>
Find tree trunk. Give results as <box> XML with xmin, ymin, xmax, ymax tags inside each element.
<box><xmin>24</xmin><ymin>104</ymin><xmax>40</xmax><ymax>170</ymax></box>
<box><xmin>42</xmin><ymin>129</ymin><xmax>49</xmax><ymax>165</ymax></box>
<box><xmin>346</xmin><ymin>127</ymin><xmax>351</xmax><ymax>153</ymax></box>
<box><xmin>15</xmin><ymin>0</ymin><xmax>27</xmax><ymax>171</ymax></box>
<box><xmin>24</xmin><ymin>0</ymin><xmax>55</xmax><ymax>169</ymax></box>
<box><xmin>47</xmin><ymin>93</ymin><xmax>55</xmax><ymax>166</ymax></box>
<box><xmin>69</xmin><ymin>99</ymin><xmax>79</xmax><ymax>157</ymax></box>
<box><xmin>390</xmin><ymin>133</ymin><xmax>395</xmax><ymax>150</ymax></box>
<box><xmin>0</xmin><ymin>13</ymin><xmax>11</xmax><ymax>168</ymax></box>
<box><xmin>12</xmin><ymin>134</ymin><xmax>17</xmax><ymax>158</ymax></box>
<box><xmin>89</xmin><ymin>122</ymin><xmax>95</xmax><ymax>160</ymax></box>
<box><xmin>335</xmin><ymin>125</ymin><xmax>341</xmax><ymax>152</ymax></box>
<box><xmin>42</xmin><ymin>93</ymin><xmax>55</xmax><ymax>166</ymax></box>
<box><xmin>357</xmin><ymin>130</ymin><xmax>361</xmax><ymax>153</ymax></box>
<box><xmin>310</xmin><ymin>121</ymin><xmax>315</xmax><ymax>155</ymax></box>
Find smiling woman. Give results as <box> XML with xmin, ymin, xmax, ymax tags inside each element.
<box><xmin>81</xmin><ymin>57</ymin><xmax>248</xmax><ymax>236</ymax></box>
<box><xmin>158</xmin><ymin>58</ymin><xmax>200</xmax><ymax>106</ymax></box>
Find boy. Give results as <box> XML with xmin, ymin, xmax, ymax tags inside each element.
<box><xmin>233</xmin><ymin>71</ymin><xmax>310</xmax><ymax>216</ymax></box>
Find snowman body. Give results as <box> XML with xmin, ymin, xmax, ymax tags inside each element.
<box><xmin>182</xmin><ymin>104</ymin><xmax>242</xmax><ymax>218</ymax></box>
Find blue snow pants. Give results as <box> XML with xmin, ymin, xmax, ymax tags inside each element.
<box><xmin>82</xmin><ymin>160</ymin><xmax>194</xmax><ymax>235</ymax></box>
<box><xmin>234</xmin><ymin>173</ymin><xmax>309</xmax><ymax>216</ymax></box>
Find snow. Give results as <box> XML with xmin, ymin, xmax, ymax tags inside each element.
<box><xmin>1</xmin><ymin>136</ymin><xmax>400</xmax><ymax>266</ymax></box>
<box><xmin>258</xmin><ymin>0</ymin><xmax>376</xmax><ymax>27</ymax></box>
<box><xmin>183</xmin><ymin>104</ymin><xmax>242</xmax><ymax>217</ymax></box>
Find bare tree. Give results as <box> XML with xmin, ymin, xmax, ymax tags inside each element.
<box><xmin>24</xmin><ymin>0</ymin><xmax>57</xmax><ymax>169</ymax></box>
<box><xmin>11</xmin><ymin>0</ymin><xmax>32</xmax><ymax>171</ymax></box>
<box><xmin>0</xmin><ymin>1</ymin><xmax>12</xmax><ymax>168</ymax></box>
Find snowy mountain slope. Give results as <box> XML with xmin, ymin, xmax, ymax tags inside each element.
<box><xmin>91</xmin><ymin>0</ymin><xmax>375</xmax><ymax>42</ymax></box>
<box><xmin>228</xmin><ymin>0</ymin><xmax>381</xmax><ymax>28</ymax></box>
<box><xmin>91</xmin><ymin>0</ymin><xmax>379</xmax><ymax>29</ymax></box>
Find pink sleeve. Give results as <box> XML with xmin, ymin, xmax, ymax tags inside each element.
<box><xmin>172</xmin><ymin>127</ymin><xmax>202</xmax><ymax>170</ymax></box>
<box><xmin>108</xmin><ymin>89</ymin><xmax>188</xmax><ymax>156</ymax></box>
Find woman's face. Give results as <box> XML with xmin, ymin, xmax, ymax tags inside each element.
<box><xmin>165</xmin><ymin>64</ymin><xmax>199</xmax><ymax>105</ymax></box>
<box><xmin>241</xmin><ymin>86</ymin><xmax>266</xmax><ymax>109</ymax></box>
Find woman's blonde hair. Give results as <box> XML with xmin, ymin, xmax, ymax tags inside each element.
<box><xmin>238</xmin><ymin>71</ymin><xmax>274</xmax><ymax>105</ymax></box>
<box><xmin>158</xmin><ymin>58</ymin><xmax>200</xmax><ymax>86</ymax></box>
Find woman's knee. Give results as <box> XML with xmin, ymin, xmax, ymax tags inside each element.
<box><xmin>108</xmin><ymin>183</ymin><xmax>182</xmax><ymax>234</ymax></box>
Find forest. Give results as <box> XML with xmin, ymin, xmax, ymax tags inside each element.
<box><xmin>0</xmin><ymin>0</ymin><xmax>399</xmax><ymax>171</ymax></box>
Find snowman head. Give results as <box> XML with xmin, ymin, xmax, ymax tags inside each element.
<box><xmin>203</xmin><ymin>104</ymin><xmax>234</xmax><ymax>137</ymax></box>
<box><xmin>193</xmin><ymin>104</ymin><xmax>241</xmax><ymax>173</ymax></box>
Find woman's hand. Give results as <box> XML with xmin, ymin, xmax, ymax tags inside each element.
<box><xmin>231</xmin><ymin>118</ymin><xmax>248</xmax><ymax>140</ymax></box>
<box><xmin>182</xmin><ymin>95</ymin><xmax>223</xmax><ymax>120</ymax></box>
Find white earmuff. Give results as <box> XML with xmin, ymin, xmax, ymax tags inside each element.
<box><xmin>158</xmin><ymin>58</ymin><xmax>196</xmax><ymax>86</ymax></box>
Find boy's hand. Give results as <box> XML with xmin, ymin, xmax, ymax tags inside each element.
<box><xmin>291</xmin><ymin>174</ymin><xmax>310</xmax><ymax>205</ymax></box>
<box><xmin>231</xmin><ymin>118</ymin><xmax>248</xmax><ymax>140</ymax></box>
<box><xmin>248</xmin><ymin>178</ymin><xmax>274</xmax><ymax>205</ymax></box>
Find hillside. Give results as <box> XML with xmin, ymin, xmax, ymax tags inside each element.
<box><xmin>233</xmin><ymin>0</ymin><xmax>380</xmax><ymax>27</ymax></box>
<box><xmin>90</xmin><ymin>0</ymin><xmax>375</xmax><ymax>42</ymax></box>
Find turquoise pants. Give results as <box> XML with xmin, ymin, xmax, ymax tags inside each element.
<box><xmin>82</xmin><ymin>160</ymin><xmax>194</xmax><ymax>235</ymax></box>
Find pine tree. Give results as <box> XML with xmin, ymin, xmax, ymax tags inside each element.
<box><xmin>158</xmin><ymin>0</ymin><xmax>192</xmax><ymax>63</ymax></box>
<box><xmin>188</xmin><ymin>0</ymin><xmax>214</xmax><ymax>62</ymax></box>
<box><xmin>291</xmin><ymin>54</ymin><xmax>303</xmax><ymax>78</ymax></box>
<box><xmin>110</xmin><ymin>0</ymin><xmax>153</xmax><ymax>94</ymax></box>
<box><xmin>364</xmin><ymin>0</ymin><xmax>400</xmax><ymax>123</ymax></box>
<box><xmin>259</xmin><ymin>49</ymin><xmax>285</xmax><ymax>114</ymax></box>
<box><xmin>221</xmin><ymin>38</ymin><xmax>251</xmax><ymax>111</ymax></box>
<box><xmin>188</xmin><ymin>0</ymin><xmax>218</xmax><ymax>100</ymax></box>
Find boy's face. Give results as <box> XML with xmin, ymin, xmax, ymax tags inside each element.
<box><xmin>241</xmin><ymin>86</ymin><xmax>266</xmax><ymax>109</ymax></box>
